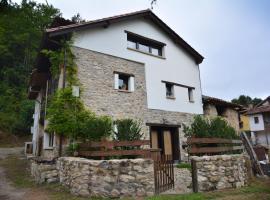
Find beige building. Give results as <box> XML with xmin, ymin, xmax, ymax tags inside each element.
<box><xmin>202</xmin><ymin>95</ymin><xmax>242</xmax><ymax>132</ymax></box>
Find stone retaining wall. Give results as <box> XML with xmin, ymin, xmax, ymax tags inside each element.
<box><xmin>191</xmin><ymin>154</ymin><xmax>249</xmax><ymax>191</ymax></box>
<box><xmin>30</xmin><ymin>160</ymin><xmax>58</xmax><ymax>184</ymax></box>
<box><xmin>165</xmin><ymin>167</ymin><xmax>192</xmax><ymax>194</ymax></box>
<box><xmin>57</xmin><ymin>157</ymin><xmax>155</xmax><ymax>198</ymax></box>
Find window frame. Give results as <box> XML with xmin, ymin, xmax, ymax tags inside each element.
<box><xmin>165</xmin><ymin>83</ymin><xmax>175</xmax><ymax>99</ymax></box>
<box><xmin>114</xmin><ymin>72</ymin><xmax>135</xmax><ymax>92</ymax></box>
<box><xmin>43</xmin><ymin>132</ymin><xmax>55</xmax><ymax>150</ymax></box>
<box><xmin>125</xmin><ymin>30</ymin><xmax>165</xmax><ymax>58</ymax></box>
<box><xmin>254</xmin><ymin>116</ymin><xmax>259</xmax><ymax>124</ymax></box>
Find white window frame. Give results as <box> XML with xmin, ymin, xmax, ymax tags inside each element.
<box><xmin>43</xmin><ymin>132</ymin><xmax>55</xmax><ymax>149</ymax></box>
<box><xmin>114</xmin><ymin>73</ymin><xmax>134</xmax><ymax>92</ymax></box>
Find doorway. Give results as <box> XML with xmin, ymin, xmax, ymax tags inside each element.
<box><xmin>150</xmin><ymin>126</ymin><xmax>180</xmax><ymax>161</ymax></box>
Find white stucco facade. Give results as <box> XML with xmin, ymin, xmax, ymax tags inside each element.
<box><xmin>249</xmin><ymin>114</ymin><xmax>264</xmax><ymax>131</ymax></box>
<box><xmin>72</xmin><ymin>18</ymin><xmax>203</xmax><ymax>114</ymax></box>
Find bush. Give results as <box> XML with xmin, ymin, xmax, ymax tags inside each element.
<box><xmin>183</xmin><ymin>115</ymin><xmax>238</xmax><ymax>139</ymax></box>
<box><xmin>113</xmin><ymin>119</ymin><xmax>143</xmax><ymax>141</ymax></box>
<box><xmin>176</xmin><ymin>163</ymin><xmax>191</xmax><ymax>170</ymax></box>
<box><xmin>46</xmin><ymin>87</ymin><xmax>113</xmax><ymax>141</ymax></box>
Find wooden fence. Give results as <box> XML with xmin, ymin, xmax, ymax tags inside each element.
<box><xmin>187</xmin><ymin>137</ymin><xmax>244</xmax><ymax>155</ymax></box>
<box><xmin>77</xmin><ymin>140</ymin><xmax>160</xmax><ymax>158</ymax></box>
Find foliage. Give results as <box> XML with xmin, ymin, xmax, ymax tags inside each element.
<box><xmin>46</xmin><ymin>87</ymin><xmax>112</xmax><ymax>141</ymax></box>
<box><xmin>0</xmin><ymin>0</ymin><xmax>60</xmax><ymax>135</ymax></box>
<box><xmin>231</xmin><ymin>95</ymin><xmax>262</xmax><ymax>107</ymax></box>
<box><xmin>183</xmin><ymin>115</ymin><xmax>238</xmax><ymax>139</ymax></box>
<box><xmin>113</xmin><ymin>119</ymin><xmax>143</xmax><ymax>141</ymax></box>
<box><xmin>41</xmin><ymin>40</ymin><xmax>78</xmax><ymax>85</ymax></box>
<box><xmin>176</xmin><ymin>162</ymin><xmax>191</xmax><ymax>170</ymax></box>
<box><xmin>66</xmin><ymin>142</ymin><xmax>79</xmax><ymax>155</ymax></box>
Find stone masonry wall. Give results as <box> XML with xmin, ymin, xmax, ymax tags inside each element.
<box><xmin>191</xmin><ymin>154</ymin><xmax>248</xmax><ymax>192</ymax></box>
<box><xmin>57</xmin><ymin>157</ymin><xmax>155</xmax><ymax>198</ymax></box>
<box><xmin>30</xmin><ymin>160</ymin><xmax>58</xmax><ymax>184</ymax></box>
<box><xmin>73</xmin><ymin>46</ymin><xmax>195</xmax><ymax>161</ymax></box>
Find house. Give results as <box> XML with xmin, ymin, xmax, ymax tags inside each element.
<box><xmin>239</xmin><ymin>109</ymin><xmax>251</xmax><ymax>132</ymax></box>
<box><xmin>202</xmin><ymin>95</ymin><xmax>242</xmax><ymax>132</ymax></box>
<box><xmin>246</xmin><ymin>96</ymin><xmax>270</xmax><ymax>146</ymax></box>
<box><xmin>28</xmin><ymin>9</ymin><xmax>204</xmax><ymax>161</ymax></box>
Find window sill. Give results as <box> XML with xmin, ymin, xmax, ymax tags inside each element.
<box><xmin>116</xmin><ymin>89</ymin><xmax>133</xmax><ymax>93</ymax></box>
<box><xmin>166</xmin><ymin>96</ymin><xmax>176</xmax><ymax>100</ymax></box>
<box><xmin>44</xmin><ymin>147</ymin><xmax>54</xmax><ymax>150</ymax></box>
<box><xmin>127</xmin><ymin>47</ymin><xmax>166</xmax><ymax>59</ymax></box>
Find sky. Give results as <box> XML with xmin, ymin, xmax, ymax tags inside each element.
<box><xmin>15</xmin><ymin>0</ymin><xmax>270</xmax><ymax>101</ymax></box>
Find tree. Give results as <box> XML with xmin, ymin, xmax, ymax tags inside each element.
<box><xmin>0</xmin><ymin>0</ymin><xmax>60</xmax><ymax>135</ymax></box>
<box><xmin>231</xmin><ymin>95</ymin><xmax>262</xmax><ymax>107</ymax></box>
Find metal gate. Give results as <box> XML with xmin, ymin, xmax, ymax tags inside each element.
<box><xmin>153</xmin><ymin>154</ymin><xmax>174</xmax><ymax>194</ymax></box>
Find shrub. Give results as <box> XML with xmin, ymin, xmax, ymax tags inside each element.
<box><xmin>113</xmin><ymin>119</ymin><xmax>143</xmax><ymax>141</ymax></box>
<box><xmin>183</xmin><ymin>115</ymin><xmax>238</xmax><ymax>139</ymax></box>
<box><xmin>46</xmin><ymin>87</ymin><xmax>113</xmax><ymax>141</ymax></box>
<box><xmin>176</xmin><ymin>163</ymin><xmax>191</xmax><ymax>170</ymax></box>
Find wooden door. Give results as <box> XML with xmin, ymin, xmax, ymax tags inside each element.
<box><xmin>151</xmin><ymin>129</ymin><xmax>159</xmax><ymax>149</ymax></box>
<box><xmin>163</xmin><ymin>130</ymin><xmax>172</xmax><ymax>155</ymax></box>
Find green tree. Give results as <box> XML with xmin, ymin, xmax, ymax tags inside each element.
<box><xmin>0</xmin><ymin>0</ymin><xmax>60</xmax><ymax>135</ymax></box>
<box><xmin>231</xmin><ymin>95</ymin><xmax>262</xmax><ymax>107</ymax></box>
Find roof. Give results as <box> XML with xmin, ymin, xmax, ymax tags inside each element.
<box><xmin>246</xmin><ymin>106</ymin><xmax>270</xmax><ymax>115</ymax></box>
<box><xmin>202</xmin><ymin>95</ymin><xmax>242</xmax><ymax>109</ymax></box>
<box><xmin>46</xmin><ymin>9</ymin><xmax>204</xmax><ymax>64</ymax></box>
<box><xmin>254</xmin><ymin>96</ymin><xmax>270</xmax><ymax>108</ymax></box>
<box><xmin>246</xmin><ymin>96</ymin><xmax>270</xmax><ymax>115</ymax></box>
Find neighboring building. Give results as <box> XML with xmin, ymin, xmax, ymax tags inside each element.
<box><xmin>202</xmin><ymin>95</ymin><xmax>242</xmax><ymax>132</ymax></box>
<box><xmin>28</xmin><ymin>10</ymin><xmax>204</xmax><ymax>161</ymax></box>
<box><xmin>239</xmin><ymin>110</ymin><xmax>251</xmax><ymax>132</ymax></box>
<box><xmin>246</xmin><ymin>96</ymin><xmax>270</xmax><ymax>146</ymax></box>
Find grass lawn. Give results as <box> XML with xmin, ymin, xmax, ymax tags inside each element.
<box><xmin>0</xmin><ymin>155</ymin><xmax>270</xmax><ymax>200</ymax></box>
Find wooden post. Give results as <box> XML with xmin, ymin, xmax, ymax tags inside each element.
<box><xmin>191</xmin><ymin>159</ymin><xmax>198</xmax><ymax>193</ymax></box>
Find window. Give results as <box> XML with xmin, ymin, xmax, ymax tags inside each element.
<box><xmin>254</xmin><ymin>116</ymin><xmax>259</xmax><ymax>124</ymax></box>
<box><xmin>166</xmin><ymin>83</ymin><xmax>174</xmax><ymax>98</ymax></box>
<box><xmin>126</xmin><ymin>31</ymin><xmax>164</xmax><ymax>57</ymax></box>
<box><xmin>44</xmin><ymin>132</ymin><xmax>54</xmax><ymax>149</ymax></box>
<box><xmin>114</xmin><ymin>73</ymin><xmax>134</xmax><ymax>92</ymax></box>
<box><xmin>188</xmin><ymin>88</ymin><xmax>194</xmax><ymax>102</ymax></box>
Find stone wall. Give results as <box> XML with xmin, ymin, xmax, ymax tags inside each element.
<box><xmin>191</xmin><ymin>154</ymin><xmax>248</xmax><ymax>191</ymax></box>
<box><xmin>165</xmin><ymin>167</ymin><xmax>192</xmax><ymax>194</ymax></box>
<box><xmin>57</xmin><ymin>157</ymin><xmax>155</xmax><ymax>198</ymax></box>
<box><xmin>30</xmin><ymin>159</ymin><xmax>58</xmax><ymax>184</ymax></box>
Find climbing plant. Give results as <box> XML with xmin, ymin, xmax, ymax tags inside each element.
<box><xmin>45</xmin><ymin>42</ymin><xmax>113</xmax><ymax>141</ymax></box>
<box><xmin>41</xmin><ymin>40</ymin><xmax>78</xmax><ymax>85</ymax></box>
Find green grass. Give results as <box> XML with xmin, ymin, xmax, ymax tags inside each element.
<box><xmin>146</xmin><ymin>193</ymin><xmax>207</xmax><ymax>200</ymax></box>
<box><xmin>0</xmin><ymin>155</ymin><xmax>35</xmax><ymax>188</ymax></box>
<box><xmin>176</xmin><ymin>162</ymin><xmax>192</xmax><ymax>170</ymax></box>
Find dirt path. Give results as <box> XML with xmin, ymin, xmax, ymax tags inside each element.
<box><xmin>0</xmin><ymin>147</ymin><xmax>27</xmax><ymax>200</ymax></box>
<box><xmin>0</xmin><ymin>147</ymin><xmax>49</xmax><ymax>200</ymax></box>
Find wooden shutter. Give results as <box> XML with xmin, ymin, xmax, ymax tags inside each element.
<box><xmin>114</xmin><ymin>73</ymin><xmax>119</xmax><ymax>89</ymax></box>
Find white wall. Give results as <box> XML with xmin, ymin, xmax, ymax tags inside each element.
<box><xmin>72</xmin><ymin>18</ymin><xmax>203</xmax><ymax>114</ymax></box>
<box><xmin>32</xmin><ymin>92</ymin><xmax>42</xmax><ymax>155</ymax></box>
<box><xmin>249</xmin><ymin>114</ymin><xmax>264</xmax><ymax>131</ymax></box>
<box><xmin>255</xmin><ymin>132</ymin><xmax>270</xmax><ymax>145</ymax></box>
